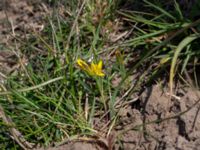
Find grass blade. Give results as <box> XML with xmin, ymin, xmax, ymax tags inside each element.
<box><xmin>169</xmin><ymin>34</ymin><xmax>200</xmax><ymax>96</ymax></box>
<box><xmin>144</xmin><ymin>0</ymin><xmax>176</xmax><ymax>21</ymax></box>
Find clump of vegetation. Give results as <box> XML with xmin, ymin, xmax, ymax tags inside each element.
<box><xmin>0</xmin><ymin>0</ymin><xmax>200</xmax><ymax>149</ymax></box>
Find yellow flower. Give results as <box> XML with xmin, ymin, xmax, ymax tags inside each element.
<box><xmin>90</xmin><ymin>60</ymin><xmax>105</xmax><ymax>77</ymax></box>
<box><xmin>77</xmin><ymin>59</ymin><xmax>91</xmax><ymax>72</ymax></box>
<box><xmin>77</xmin><ymin>58</ymin><xmax>105</xmax><ymax>77</ymax></box>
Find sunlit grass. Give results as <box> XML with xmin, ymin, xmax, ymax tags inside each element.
<box><xmin>0</xmin><ymin>0</ymin><xmax>200</xmax><ymax>149</ymax></box>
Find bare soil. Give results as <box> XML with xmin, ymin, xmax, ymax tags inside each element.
<box><xmin>0</xmin><ymin>0</ymin><xmax>48</xmax><ymax>45</ymax></box>
<box><xmin>1</xmin><ymin>0</ymin><xmax>200</xmax><ymax>150</ymax></box>
<box><xmin>115</xmin><ymin>85</ymin><xmax>200</xmax><ymax>150</ymax></box>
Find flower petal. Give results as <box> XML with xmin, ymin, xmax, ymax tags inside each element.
<box><xmin>91</xmin><ymin>61</ymin><xmax>105</xmax><ymax>77</ymax></box>
<box><xmin>97</xmin><ymin>72</ymin><xmax>105</xmax><ymax>77</ymax></box>
<box><xmin>77</xmin><ymin>59</ymin><xmax>90</xmax><ymax>71</ymax></box>
<box><xmin>97</xmin><ymin>60</ymin><xmax>103</xmax><ymax>70</ymax></box>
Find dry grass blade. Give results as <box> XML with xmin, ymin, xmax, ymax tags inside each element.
<box><xmin>65</xmin><ymin>0</ymin><xmax>86</xmax><ymax>50</ymax></box>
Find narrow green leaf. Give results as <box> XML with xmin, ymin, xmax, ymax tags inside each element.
<box><xmin>170</xmin><ymin>34</ymin><xmax>200</xmax><ymax>95</ymax></box>
<box><xmin>144</xmin><ymin>0</ymin><xmax>176</xmax><ymax>21</ymax></box>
